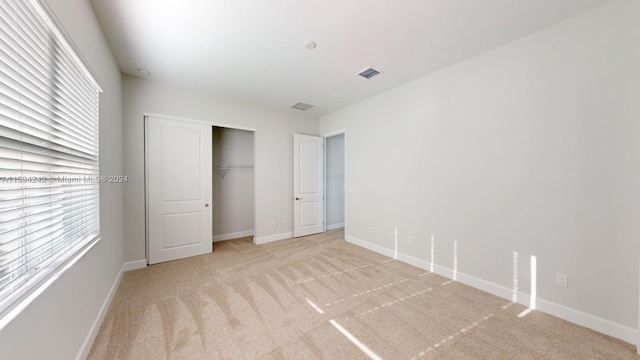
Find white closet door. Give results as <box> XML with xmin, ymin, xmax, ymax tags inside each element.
<box><xmin>146</xmin><ymin>117</ymin><xmax>212</xmax><ymax>264</ymax></box>
<box><xmin>293</xmin><ymin>134</ymin><xmax>324</xmax><ymax>237</ymax></box>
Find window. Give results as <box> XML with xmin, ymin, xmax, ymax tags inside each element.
<box><xmin>0</xmin><ymin>0</ymin><xmax>100</xmax><ymax>315</ymax></box>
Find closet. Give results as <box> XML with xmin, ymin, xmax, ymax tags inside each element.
<box><xmin>212</xmin><ymin>127</ymin><xmax>255</xmax><ymax>242</ymax></box>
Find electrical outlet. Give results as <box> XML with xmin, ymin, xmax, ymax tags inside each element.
<box><xmin>556</xmin><ymin>273</ymin><xmax>568</xmax><ymax>288</ymax></box>
<box><xmin>408</xmin><ymin>236</ymin><xmax>413</xmax><ymax>244</ymax></box>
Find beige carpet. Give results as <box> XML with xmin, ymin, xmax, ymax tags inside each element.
<box><xmin>88</xmin><ymin>229</ymin><xmax>636</xmax><ymax>359</ymax></box>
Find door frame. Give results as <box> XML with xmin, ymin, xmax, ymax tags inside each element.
<box><xmin>144</xmin><ymin>112</ymin><xmax>257</xmax><ymax>262</ymax></box>
<box><xmin>321</xmin><ymin>130</ymin><xmax>346</xmax><ymax>233</ymax></box>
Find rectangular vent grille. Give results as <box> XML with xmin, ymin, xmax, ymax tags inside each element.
<box><xmin>291</xmin><ymin>102</ymin><xmax>314</xmax><ymax>111</ymax></box>
<box><xmin>358</xmin><ymin>67</ymin><xmax>380</xmax><ymax>79</ymax></box>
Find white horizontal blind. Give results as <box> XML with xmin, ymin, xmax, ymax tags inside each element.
<box><xmin>0</xmin><ymin>0</ymin><xmax>99</xmax><ymax>313</ymax></box>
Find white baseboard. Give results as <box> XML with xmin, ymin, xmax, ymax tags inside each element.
<box><xmin>344</xmin><ymin>235</ymin><xmax>637</xmax><ymax>345</ymax></box>
<box><xmin>326</xmin><ymin>223</ymin><xmax>345</xmax><ymax>231</ymax></box>
<box><xmin>76</xmin><ymin>259</ymin><xmax>146</xmax><ymax>360</ymax></box>
<box><xmin>534</xmin><ymin>296</ymin><xmax>636</xmax><ymax>345</ymax></box>
<box><xmin>76</xmin><ymin>265</ymin><xmax>124</xmax><ymax>360</ymax></box>
<box><xmin>345</xmin><ymin>234</ymin><xmax>386</xmax><ymax>254</ymax></box>
<box><xmin>123</xmin><ymin>259</ymin><xmax>147</xmax><ymax>272</ymax></box>
<box><xmin>212</xmin><ymin>230</ymin><xmax>255</xmax><ymax>242</ymax></box>
<box><xmin>255</xmin><ymin>232</ymin><xmax>293</xmax><ymax>245</ymax></box>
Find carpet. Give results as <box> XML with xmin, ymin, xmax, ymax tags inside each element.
<box><xmin>88</xmin><ymin>229</ymin><xmax>636</xmax><ymax>359</ymax></box>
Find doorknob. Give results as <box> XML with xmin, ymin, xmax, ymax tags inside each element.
<box><xmin>295</xmin><ymin>197</ymin><xmax>301</xmax><ymax>200</ymax></box>
<box><xmin>205</xmin><ymin>203</ymin><xmax>209</xmax><ymax>207</ymax></box>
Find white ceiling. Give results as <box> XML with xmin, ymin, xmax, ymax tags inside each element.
<box><xmin>90</xmin><ymin>0</ymin><xmax>614</xmax><ymax>117</ymax></box>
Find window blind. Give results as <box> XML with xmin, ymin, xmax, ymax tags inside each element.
<box><xmin>0</xmin><ymin>0</ymin><xmax>100</xmax><ymax>314</ymax></box>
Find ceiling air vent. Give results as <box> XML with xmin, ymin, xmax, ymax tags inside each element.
<box><xmin>358</xmin><ymin>67</ymin><xmax>380</xmax><ymax>79</ymax></box>
<box><xmin>291</xmin><ymin>102</ymin><xmax>314</xmax><ymax>111</ymax></box>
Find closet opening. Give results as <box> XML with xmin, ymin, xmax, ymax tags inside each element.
<box><xmin>212</xmin><ymin>126</ymin><xmax>255</xmax><ymax>245</ymax></box>
<box><xmin>324</xmin><ymin>132</ymin><xmax>345</xmax><ymax>232</ymax></box>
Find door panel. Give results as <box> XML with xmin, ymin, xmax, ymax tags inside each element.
<box><xmin>161</xmin><ymin>127</ymin><xmax>202</xmax><ymax>201</ymax></box>
<box><xmin>299</xmin><ymin>140</ymin><xmax>319</xmax><ymax>193</ymax></box>
<box><xmin>163</xmin><ymin>213</ymin><xmax>202</xmax><ymax>248</ymax></box>
<box><xmin>294</xmin><ymin>134</ymin><xmax>324</xmax><ymax>237</ymax></box>
<box><xmin>299</xmin><ymin>202</ymin><xmax>319</xmax><ymax>227</ymax></box>
<box><xmin>147</xmin><ymin>116</ymin><xmax>212</xmax><ymax>264</ymax></box>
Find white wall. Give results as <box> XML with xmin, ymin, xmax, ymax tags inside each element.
<box><xmin>325</xmin><ymin>134</ymin><xmax>345</xmax><ymax>229</ymax></box>
<box><xmin>0</xmin><ymin>0</ymin><xmax>124</xmax><ymax>359</ymax></box>
<box><xmin>213</xmin><ymin>127</ymin><xmax>254</xmax><ymax>240</ymax></box>
<box><xmin>122</xmin><ymin>75</ymin><xmax>318</xmax><ymax>259</ymax></box>
<box><xmin>321</xmin><ymin>0</ymin><xmax>640</xmax><ymax>343</ymax></box>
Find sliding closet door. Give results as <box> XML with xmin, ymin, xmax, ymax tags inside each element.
<box><xmin>146</xmin><ymin>116</ymin><xmax>213</xmax><ymax>264</ymax></box>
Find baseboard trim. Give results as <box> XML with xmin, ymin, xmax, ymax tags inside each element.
<box><xmin>344</xmin><ymin>235</ymin><xmax>636</xmax><ymax>345</ymax></box>
<box><xmin>346</xmin><ymin>235</ymin><xmax>394</xmax><ymax>257</ymax></box>
<box><xmin>76</xmin><ymin>259</ymin><xmax>146</xmax><ymax>359</ymax></box>
<box><xmin>326</xmin><ymin>223</ymin><xmax>345</xmax><ymax>231</ymax></box>
<box><xmin>123</xmin><ymin>259</ymin><xmax>147</xmax><ymax>272</ymax></box>
<box><xmin>255</xmin><ymin>232</ymin><xmax>293</xmax><ymax>245</ymax></box>
<box><xmin>213</xmin><ymin>230</ymin><xmax>255</xmax><ymax>242</ymax></box>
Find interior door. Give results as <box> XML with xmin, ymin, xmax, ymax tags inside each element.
<box><xmin>293</xmin><ymin>134</ymin><xmax>324</xmax><ymax>237</ymax></box>
<box><xmin>146</xmin><ymin>116</ymin><xmax>212</xmax><ymax>264</ymax></box>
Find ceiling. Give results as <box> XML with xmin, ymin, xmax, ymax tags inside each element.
<box><xmin>90</xmin><ymin>0</ymin><xmax>614</xmax><ymax>117</ymax></box>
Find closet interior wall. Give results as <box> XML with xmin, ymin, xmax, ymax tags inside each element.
<box><xmin>212</xmin><ymin>126</ymin><xmax>255</xmax><ymax>242</ymax></box>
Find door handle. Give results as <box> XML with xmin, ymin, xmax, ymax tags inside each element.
<box><xmin>295</xmin><ymin>197</ymin><xmax>302</xmax><ymax>200</ymax></box>
<box><xmin>205</xmin><ymin>203</ymin><xmax>209</xmax><ymax>207</ymax></box>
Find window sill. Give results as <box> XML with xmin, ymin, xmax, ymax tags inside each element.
<box><xmin>0</xmin><ymin>235</ymin><xmax>102</xmax><ymax>331</ymax></box>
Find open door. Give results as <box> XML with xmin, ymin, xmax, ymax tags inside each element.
<box><xmin>146</xmin><ymin>116</ymin><xmax>212</xmax><ymax>264</ymax></box>
<box><xmin>293</xmin><ymin>134</ymin><xmax>324</xmax><ymax>237</ymax></box>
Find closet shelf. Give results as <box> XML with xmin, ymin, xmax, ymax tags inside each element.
<box><xmin>214</xmin><ymin>164</ymin><xmax>254</xmax><ymax>178</ymax></box>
